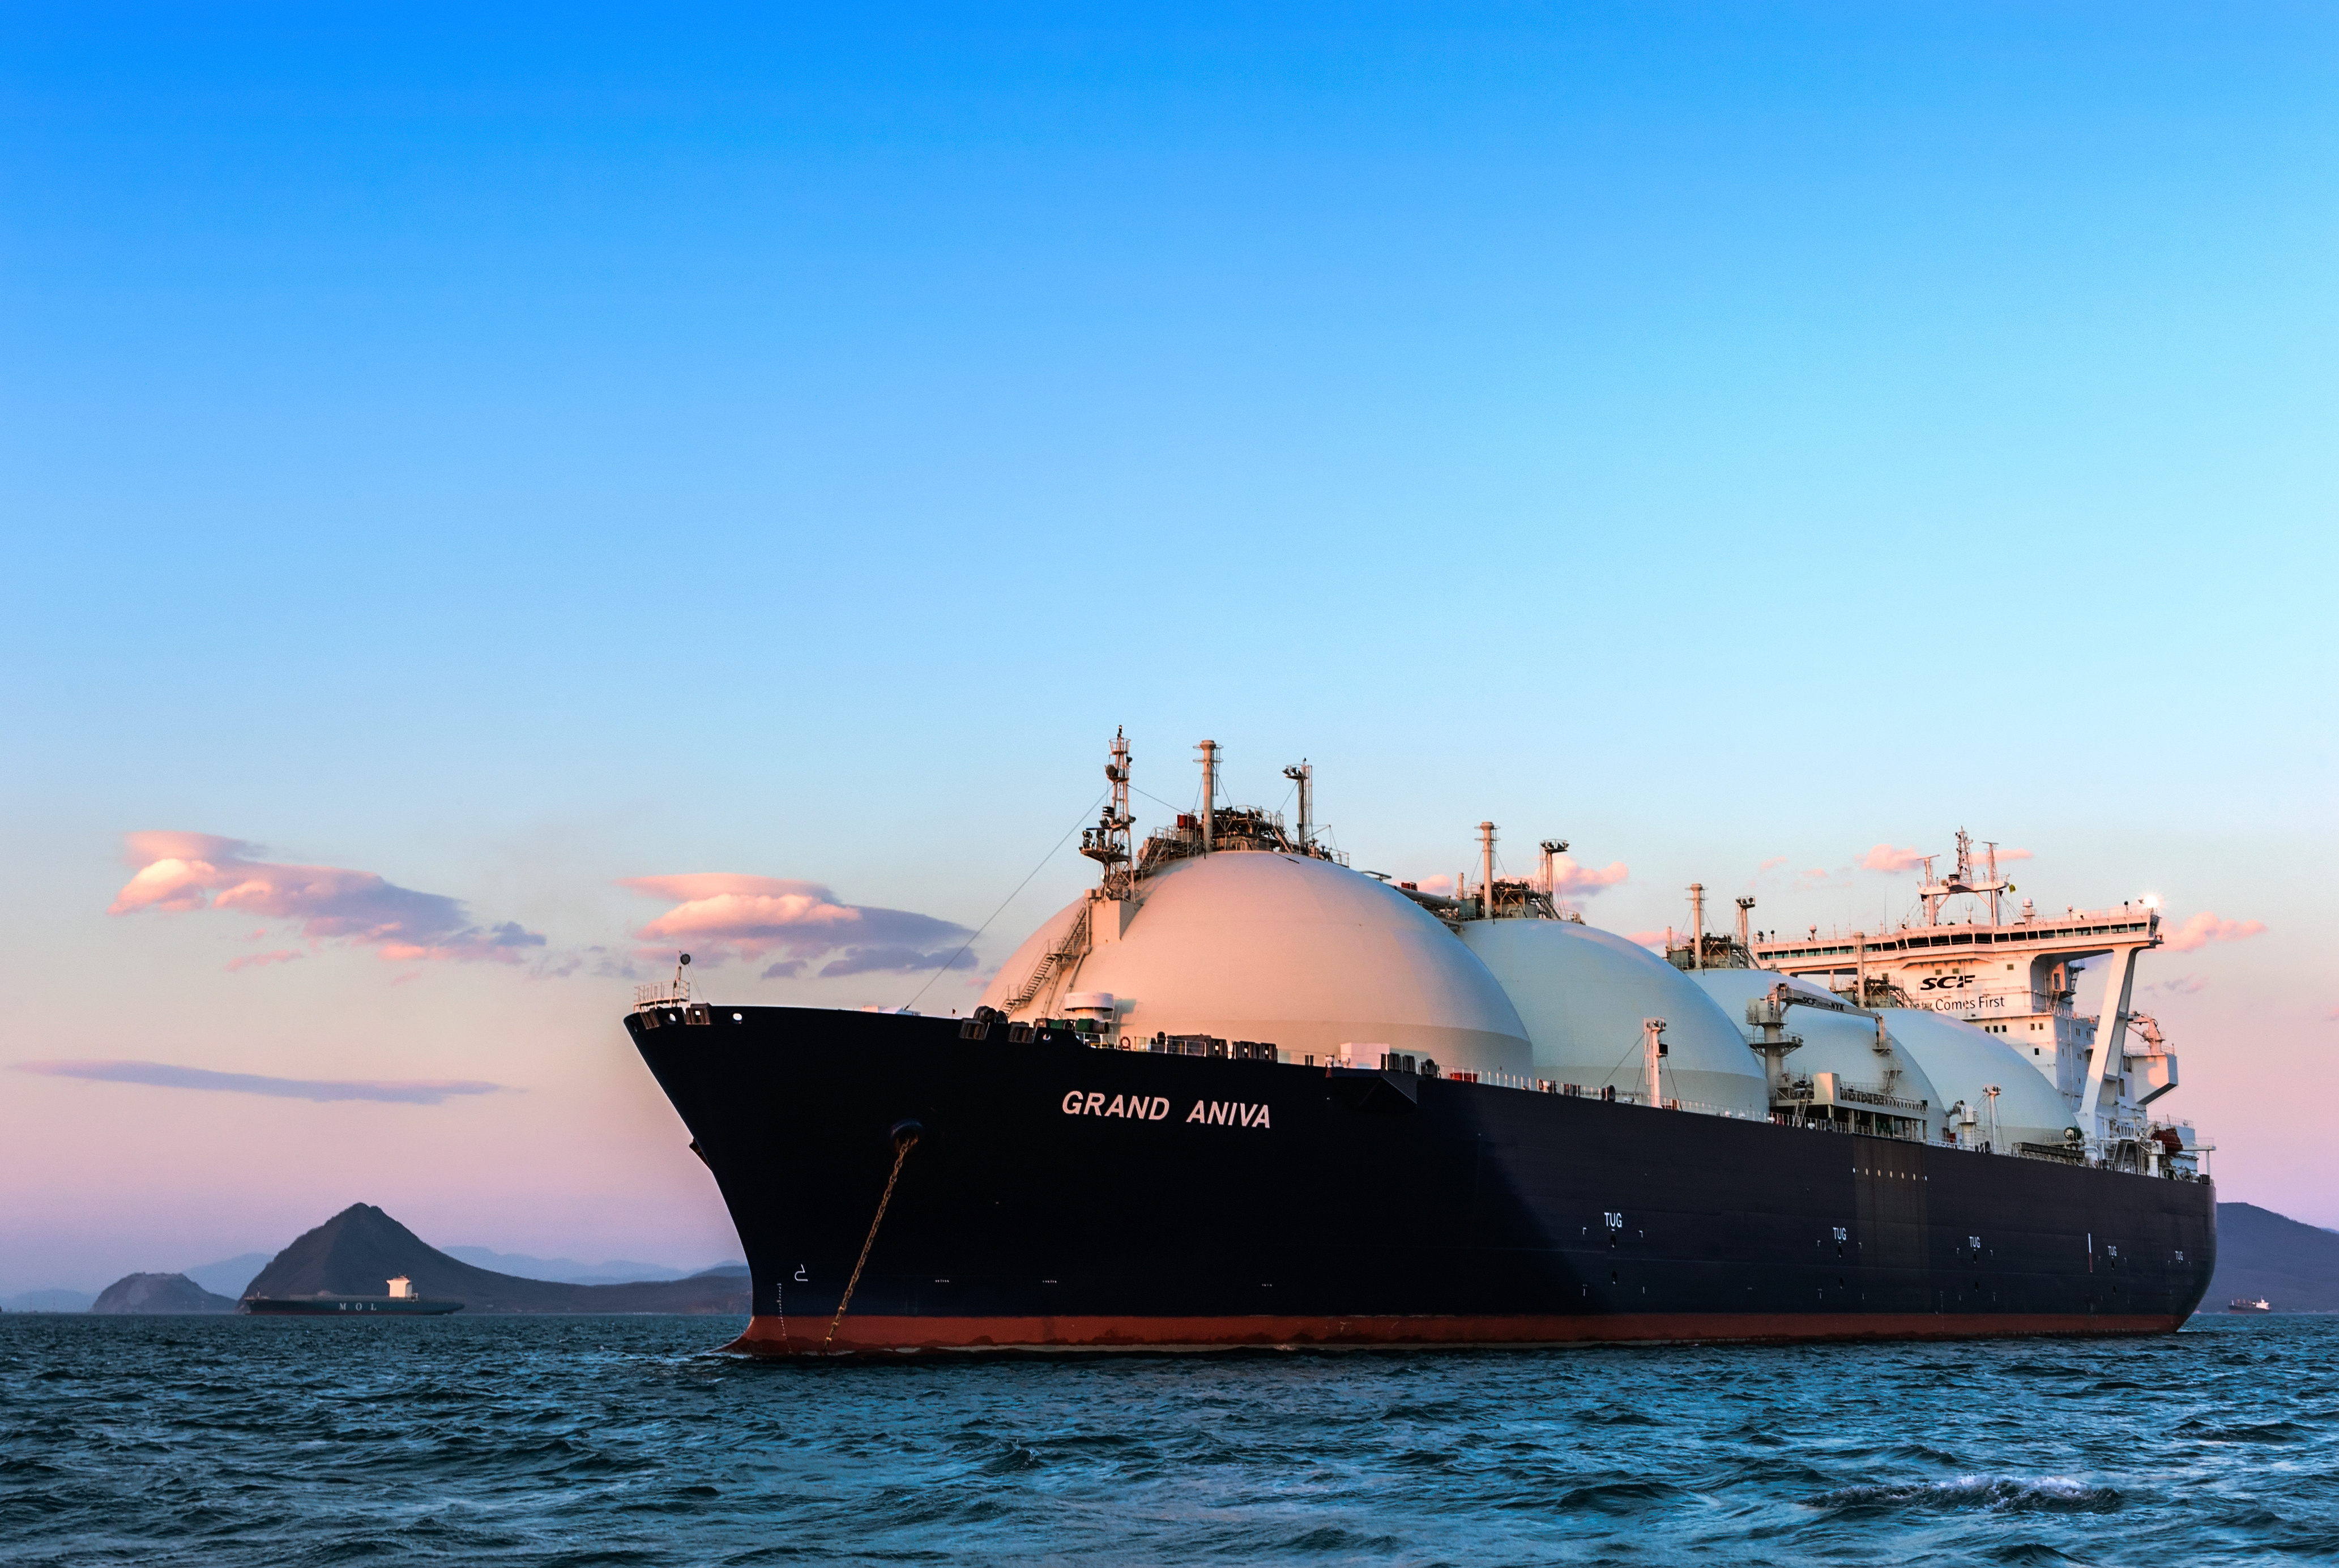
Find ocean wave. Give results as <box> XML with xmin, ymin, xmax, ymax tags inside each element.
<box><xmin>1808</xmin><ymin>1475</ymin><xmax>2122</xmax><ymax>1515</ymax></box>
<box><xmin>1554</xmin><ymin>1478</ymin><xmax>1692</xmax><ymax>1513</ymax></box>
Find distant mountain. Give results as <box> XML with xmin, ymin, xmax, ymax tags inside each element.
<box><xmin>91</xmin><ymin>1273</ymin><xmax>237</xmax><ymax>1314</ymax></box>
<box><xmin>2209</xmin><ymin>1203</ymin><xmax>2339</xmax><ymax>1313</ymax></box>
<box><xmin>2</xmin><ymin>1289</ymin><xmax>97</xmax><ymax>1313</ymax></box>
<box><xmin>441</xmin><ymin>1246</ymin><xmax>695</xmax><ymax>1284</ymax></box>
<box><xmin>182</xmin><ymin>1253</ymin><xmax>275</xmax><ymax>1300</ymax></box>
<box><xmin>245</xmin><ymin>1204</ymin><xmax>750</xmax><ymax>1314</ymax></box>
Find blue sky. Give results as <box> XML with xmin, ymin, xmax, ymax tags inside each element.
<box><xmin>3</xmin><ymin>3</ymin><xmax>2333</xmax><ymax>1290</ymax></box>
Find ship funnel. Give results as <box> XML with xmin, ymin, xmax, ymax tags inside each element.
<box><xmin>1197</xmin><ymin>740</ymin><xmax>1218</xmax><ymax>855</ymax></box>
<box><xmin>1478</xmin><ymin>822</ymin><xmax>1496</xmax><ymax>920</ymax></box>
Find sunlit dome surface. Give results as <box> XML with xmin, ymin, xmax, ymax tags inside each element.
<box><xmin>1688</xmin><ymin>968</ymin><xmax>1945</xmax><ymax>1140</ymax></box>
<box><xmin>980</xmin><ymin>853</ymin><xmax>1534</xmax><ymax>1076</ymax></box>
<box><xmin>1458</xmin><ymin>921</ymin><xmax>1767</xmax><ymax>1117</ymax></box>
<box><xmin>1878</xmin><ymin>1008</ymin><xmax>2078</xmax><ymax>1151</ymax></box>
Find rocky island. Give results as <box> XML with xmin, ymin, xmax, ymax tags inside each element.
<box><xmin>89</xmin><ymin>1273</ymin><xmax>238</xmax><ymax>1314</ymax></box>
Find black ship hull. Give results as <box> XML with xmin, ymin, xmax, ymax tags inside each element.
<box><xmin>630</xmin><ymin>1006</ymin><xmax>2215</xmax><ymax>1356</ymax></box>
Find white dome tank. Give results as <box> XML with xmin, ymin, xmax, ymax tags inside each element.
<box><xmin>1879</xmin><ymin>1009</ymin><xmax>2079</xmax><ymax>1153</ymax></box>
<box><xmin>1458</xmin><ymin>921</ymin><xmax>1767</xmax><ymax>1118</ymax></box>
<box><xmin>981</xmin><ymin>853</ymin><xmax>1535</xmax><ymax>1077</ymax></box>
<box><xmin>1688</xmin><ymin>969</ymin><xmax>1944</xmax><ymax>1141</ymax></box>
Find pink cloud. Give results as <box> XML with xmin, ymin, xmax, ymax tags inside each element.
<box><xmin>225</xmin><ymin>950</ymin><xmax>302</xmax><ymax>973</ymax></box>
<box><xmin>1625</xmin><ymin>930</ymin><xmax>1669</xmax><ymax>949</ymax></box>
<box><xmin>2327</xmin><ymin>1005</ymin><xmax>2339</xmax><ymax>1022</ymax></box>
<box><xmin>16</xmin><ymin>1059</ymin><xmax>505</xmax><ymax>1105</ymax></box>
<box><xmin>620</xmin><ymin>874</ymin><xmax>975</xmax><ymax>979</ymax></box>
<box><xmin>1410</xmin><ymin>859</ymin><xmax>1627</xmax><ymax>901</ymax></box>
<box><xmin>2161</xmin><ymin>912</ymin><xmax>2268</xmax><ymax>953</ymax></box>
<box><xmin>2145</xmin><ymin>974</ymin><xmax>2208</xmax><ymax>996</ymax></box>
<box><xmin>1758</xmin><ymin>856</ymin><xmax>1789</xmax><ymax>873</ymax></box>
<box><xmin>1858</xmin><ymin>843</ymin><xmax>2030</xmax><ymax>874</ymax></box>
<box><xmin>1550</xmin><ymin>856</ymin><xmax>1629</xmax><ymax>898</ymax></box>
<box><xmin>109</xmin><ymin>832</ymin><xmax>546</xmax><ymax>964</ymax></box>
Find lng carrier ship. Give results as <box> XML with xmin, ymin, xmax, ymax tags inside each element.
<box><xmin>626</xmin><ymin>733</ymin><xmax>2214</xmax><ymax>1356</ymax></box>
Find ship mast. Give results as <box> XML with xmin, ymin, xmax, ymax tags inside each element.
<box><xmin>1109</xmin><ymin>728</ymin><xmax>1130</xmax><ymax>838</ymax></box>
<box><xmin>1920</xmin><ymin>828</ymin><xmax>2012</xmax><ymax>925</ymax></box>
<box><xmin>1079</xmin><ymin>727</ymin><xmax>1135</xmax><ymax>894</ymax></box>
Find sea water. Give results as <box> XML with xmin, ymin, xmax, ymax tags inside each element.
<box><xmin>2</xmin><ymin>1314</ymin><xmax>2332</xmax><ymax>1565</ymax></box>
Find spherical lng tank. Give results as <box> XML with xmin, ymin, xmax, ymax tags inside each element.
<box><xmin>1458</xmin><ymin>920</ymin><xmax>1768</xmax><ymax>1117</ymax></box>
<box><xmin>1877</xmin><ymin>1007</ymin><xmax>2080</xmax><ymax>1152</ymax></box>
<box><xmin>980</xmin><ymin>852</ymin><xmax>1535</xmax><ymax>1078</ymax></box>
<box><xmin>1687</xmin><ymin>968</ymin><xmax>1944</xmax><ymax>1140</ymax></box>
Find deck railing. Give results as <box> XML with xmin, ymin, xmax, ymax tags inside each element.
<box><xmin>633</xmin><ymin>979</ymin><xmax>690</xmax><ymax>1011</ymax></box>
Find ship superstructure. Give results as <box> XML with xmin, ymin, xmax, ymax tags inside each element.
<box><xmin>1683</xmin><ymin>829</ymin><xmax>2203</xmax><ymax>1178</ymax></box>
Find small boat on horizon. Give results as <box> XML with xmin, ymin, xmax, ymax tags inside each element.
<box><xmin>2228</xmin><ymin>1297</ymin><xmax>2272</xmax><ymax>1313</ymax></box>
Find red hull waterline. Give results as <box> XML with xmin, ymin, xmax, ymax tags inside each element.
<box><xmin>727</xmin><ymin>1310</ymin><xmax>2189</xmax><ymax>1357</ymax></box>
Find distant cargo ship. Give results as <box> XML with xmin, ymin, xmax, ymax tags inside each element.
<box><xmin>629</xmin><ymin>733</ymin><xmax>2217</xmax><ymax>1356</ymax></box>
<box><xmin>2229</xmin><ymin>1297</ymin><xmax>2272</xmax><ymax>1313</ymax></box>
<box><xmin>242</xmin><ymin>1274</ymin><xmax>462</xmax><ymax>1316</ymax></box>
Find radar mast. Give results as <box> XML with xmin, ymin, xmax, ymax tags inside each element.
<box><xmin>1079</xmin><ymin>727</ymin><xmax>1135</xmax><ymax>898</ymax></box>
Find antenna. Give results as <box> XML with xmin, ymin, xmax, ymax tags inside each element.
<box><xmin>1736</xmin><ymin>895</ymin><xmax>1755</xmax><ymax>950</ymax></box>
<box><xmin>1282</xmin><ymin>760</ymin><xmax>1313</xmax><ymax>851</ymax></box>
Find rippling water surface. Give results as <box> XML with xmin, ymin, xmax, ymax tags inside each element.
<box><xmin>3</xmin><ymin>1314</ymin><xmax>2333</xmax><ymax>1565</ymax></box>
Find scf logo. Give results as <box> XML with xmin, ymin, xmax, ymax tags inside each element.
<box><xmin>1919</xmin><ymin>973</ymin><xmax>1977</xmax><ymax>991</ymax></box>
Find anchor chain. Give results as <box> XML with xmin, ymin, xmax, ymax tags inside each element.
<box><xmin>822</xmin><ymin>1124</ymin><xmax>920</xmax><ymax>1351</ymax></box>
